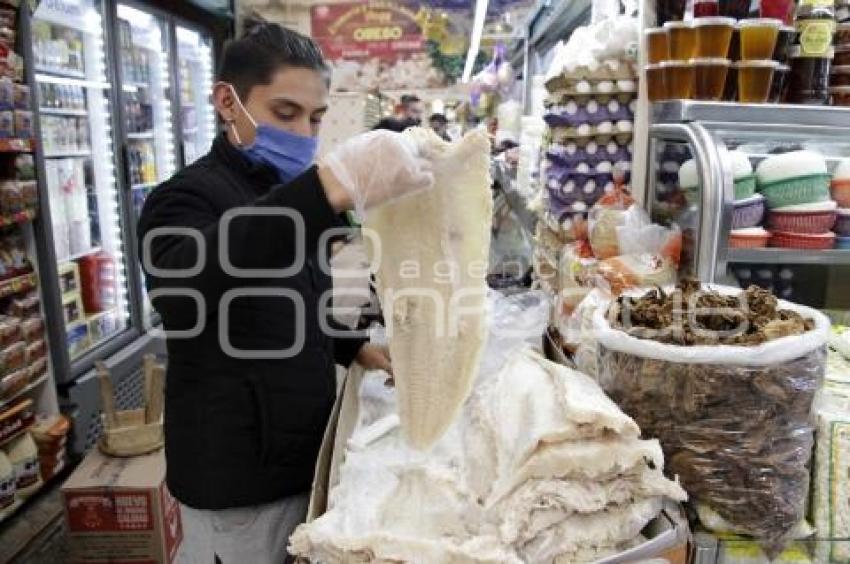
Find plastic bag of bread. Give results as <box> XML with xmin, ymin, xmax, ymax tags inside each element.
<box><xmin>594</xmin><ymin>253</ymin><xmax>677</xmax><ymax>295</ymax></box>
<box><xmin>588</xmin><ymin>188</ymin><xmax>634</xmax><ymax>259</ymax></box>
<box><xmin>594</xmin><ymin>282</ymin><xmax>830</xmax><ymax>556</ymax></box>
<box><xmin>588</xmin><ymin>191</ymin><xmax>682</xmax><ymax>264</ymax></box>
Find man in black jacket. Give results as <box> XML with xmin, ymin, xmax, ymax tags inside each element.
<box><xmin>137</xmin><ymin>21</ymin><xmax>433</xmax><ymax>564</ymax></box>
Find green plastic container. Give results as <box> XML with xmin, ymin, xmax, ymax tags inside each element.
<box><xmin>758</xmin><ymin>173</ymin><xmax>831</xmax><ymax>208</ymax></box>
<box><xmin>734</xmin><ymin>174</ymin><xmax>757</xmax><ymax>200</ymax></box>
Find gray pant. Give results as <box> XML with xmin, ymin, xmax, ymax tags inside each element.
<box><xmin>175</xmin><ymin>493</ymin><xmax>310</xmax><ymax>564</ymax></box>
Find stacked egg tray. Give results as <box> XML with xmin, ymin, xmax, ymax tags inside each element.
<box><xmin>541</xmin><ymin>73</ymin><xmax>637</xmax><ymax>224</ymax></box>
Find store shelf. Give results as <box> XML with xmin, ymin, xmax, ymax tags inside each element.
<box><xmin>0</xmin><ymin>209</ymin><xmax>37</xmax><ymax>228</ymax></box>
<box><xmin>34</xmin><ymin>66</ymin><xmax>85</xmax><ymax>80</ymax></box>
<box><xmin>44</xmin><ymin>149</ymin><xmax>91</xmax><ymax>158</ymax></box>
<box><xmin>727</xmin><ymin>248</ymin><xmax>850</xmax><ymax>265</ymax></box>
<box><xmin>38</xmin><ymin>107</ymin><xmax>87</xmax><ymax>116</ymax></box>
<box><xmin>131</xmin><ymin>181</ymin><xmax>157</xmax><ymax>190</ymax></box>
<box><xmin>0</xmin><ymin>139</ymin><xmax>32</xmax><ymax>153</ymax></box>
<box><xmin>0</xmin><ymin>272</ymin><xmax>37</xmax><ymax>300</ymax></box>
<box><xmin>60</xmin><ymin>246</ymin><xmax>102</xmax><ymax>264</ymax></box>
<box><xmin>34</xmin><ymin>73</ymin><xmax>110</xmax><ymax>90</ymax></box>
<box><xmin>0</xmin><ymin>399</ymin><xmax>34</xmax><ymax>447</ymax></box>
<box><xmin>0</xmin><ymin>374</ymin><xmax>49</xmax><ymax>414</ymax></box>
<box><xmin>0</xmin><ymin>463</ymin><xmax>68</xmax><ymax>528</ymax></box>
<box><xmin>127</xmin><ymin>130</ymin><xmax>154</xmax><ymax>140</ymax></box>
<box><xmin>654</xmin><ymin>100</ymin><xmax>850</xmax><ymax>128</ymax></box>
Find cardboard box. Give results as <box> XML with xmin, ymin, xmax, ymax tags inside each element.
<box><xmin>304</xmin><ymin>366</ymin><xmax>692</xmax><ymax>563</ymax></box>
<box><xmin>61</xmin><ymin>448</ymin><xmax>182</xmax><ymax>564</ymax></box>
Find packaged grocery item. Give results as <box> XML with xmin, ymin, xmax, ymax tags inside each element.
<box><xmin>589</xmin><ymin>192</ymin><xmax>682</xmax><ymax>263</ymax></box>
<box><xmin>0</xmin><ymin>368</ymin><xmax>27</xmax><ymax>399</ymax></box>
<box><xmin>787</xmin><ymin>48</ymin><xmax>833</xmax><ymax>104</ymax></box>
<box><xmin>594</xmin><ymin>253</ymin><xmax>677</xmax><ymax>295</ymax></box>
<box><xmin>0</xmin><ymin>316</ymin><xmax>20</xmax><ymax>348</ymax></box>
<box><xmin>8</xmin><ymin>293</ymin><xmax>40</xmax><ymax>318</ymax></box>
<box><xmin>0</xmin><ymin>77</ymin><xmax>12</xmax><ymax>111</ymax></box>
<box><xmin>756</xmin><ymin>150</ymin><xmax>830</xmax><ymax>208</ymax></box>
<box><xmin>0</xmin><ymin>8</ymin><xmax>16</xmax><ymax>31</ymax></box>
<box><xmin>831</xmin><ymin>85</ymin><xmax>850</xmax><ymax>105</ymax></box>
<box><xmin>27</xmin><ymin>357</ymin><xmax>46</xmax><ymax>382</ymax></box>
<box><xmin>0</xmin><ymin>179</ymin><xmax>22</xmax><ymax>216</ymax></box>
<box><xmin>18</xmin><ymin>180</ymin><xmax>36</xmax><ymax>209</ymax></box>
<box><xmin>20</xmin><ymin>316</ymin><xmax>43</xmax><ymax>343</ymax></box>
<box><xmin>14</xmin><ymin>154</ymin><xmax>33</xmax><ymax>181</ymax></box>
<box><xmin>30</xmin><ymin>414</ymin><xmax>69</xmax><ymax>454</ymax></box>
<box><xmin>732</xmin><ymin>195</ymin><xmax>766</xmax><ymax>229</ymax></box>
<box><xmin>812</xmin><ymin>391</ymin><xmax>850</xmax><ymax>563</ymax></box>
<box><xmin>595</xmin><ymin>281</ymin><xmax>829</xmax><ymax>555</ymax></box>
<box><xmin>8</xmin><ymin>52</ymin><xmax>22</xmax><ymax>83</ymax></box>
<box><xmin>0</xmin><ymin>341</ymin><xmax>25</xmax><ymax>374</ymax></box>
<box><xmin>3</xmin><ymin>234</ymin><xmax>28</xmax><ymax>277</ymax></box>
<box><xmin>831</xmin><ymin>64</ymin><xmax>850</xmax><ymax>86</ymax></box>
<box><xmin>588</xmin><ymin>188</ymin><xmax>635</xmax><ymax>259</ymax></box>
<box><xmin>0</xmin><ymin>449</ymin><xmax>13</xmax><ymax>514</ymax></box>
<box><xmin>0</xmin><ymin>110</ymin><xmax>13</xmax><ymax>138</ymax></box>
<box><xmin>13</xmin><ymin>111</ymin><xmax>32</xmax><ymax>139</ymax></box>
<box><xmin>13</xmin><ymin>84</ymin><xmax>28</xmax><ymax>111</ymax></box>
<box><xmin>730</xmin><ymin>227</ymin><xmax>771</xmax><ymax>248</ymax></box>
<box><xmin>25</xmin><ymin>339</ymin><xmax>45</xmax><ymax>364</ymax></box>
<box><xmin>736</xmin><ymin>60</ymin><xmax>778</xmax><ymax>103</ymax></box>
<box><xmin>6</xmin><ymin>432</ymin><xmax>40</xmax><ymax>497</ymax></box>
<box><xmin>770</xmin><ymin>230</ymin><xmax>836</xmax><ymax>249</ymax></box>
<box><xmin>767</xmin><ymin>200</ymin><xmax>838</xmax><ymax>233</ymax></box>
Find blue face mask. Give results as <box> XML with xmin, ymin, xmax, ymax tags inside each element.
<box><xmin>228</xmin><ymin>85</ymin><xmax>318</xmax><ymax>184</ymax></box>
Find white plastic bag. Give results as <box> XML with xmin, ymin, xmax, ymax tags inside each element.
<box><xmin>594</xmin><ymin>285</ymin><xmax>830</xmax><ymax>554</ymax></box>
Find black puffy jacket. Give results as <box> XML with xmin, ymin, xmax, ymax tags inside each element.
<box><xmin>137</xmin><ymin>133</ymin><xmax>365</xmax><ymax>509</ymax></box>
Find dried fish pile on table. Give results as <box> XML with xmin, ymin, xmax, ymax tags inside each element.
<box><xmin>608</xmin><ymin>278</ymin><xmax>814</xmax><ymax>345</ymax></box>
<box><xmin>289</xmin><ymin>347</ymin><xmax>686</xmax><ymax>563</ymax></box>
<box><xmin>594</xmin><ymin>281</ymin><xmax>830</xmax><ymax>555</ymax></box>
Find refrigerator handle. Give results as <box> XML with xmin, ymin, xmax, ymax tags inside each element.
<box><xmin>120</xmin><ymin>143</ymin><xmax>131</xmax><ymax>188</ymax></box>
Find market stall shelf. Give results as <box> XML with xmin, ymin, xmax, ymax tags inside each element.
<box><xmin>0</xmin><ymin>139</ymin><xmax>32</xmax><ymax>153</ymax></box>
<box><xmin>729</xmin><ymin>247</ymin><xmax>850</xmax><ymax>263</ymax></box>
<box><xmin>0</xmin><ymin>273</ymin><xmax>37</xmax><ymax>301</ymax></box>
<box><xmin>0</xmin><ymin>209</ymin><xmax>36</xmax><ymax>229</ymax></box>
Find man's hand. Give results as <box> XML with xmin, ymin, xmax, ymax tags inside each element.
<box><xmin>318</xmin><ymin>130</ymin><xmax>434</xmax><ymax>214</ymax></box>
<box><xmin>355</xmin><ymin>343</ymin><xmax>392</xmax><ymax>373</ymax></box>
<box><xmin>355</xmin><ymin>344</ymin><xmax>393</xmax><ymax>386</ymax></box>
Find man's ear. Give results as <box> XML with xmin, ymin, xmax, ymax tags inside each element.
<box><xmin>212</xmin><ymin>82</ymin><xmax>239</xmax><ymax>123</ymax></box>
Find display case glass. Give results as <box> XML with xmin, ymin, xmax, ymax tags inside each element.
<box><xmin>33</xmin><ymin>0</ymin><xmax>132</xmax><ymax>360</ymax></box>
<box><xmin>175</xmin><ymin>25</ymin><xmax>215</xmax><ymax>166</ymax></box>
<box><xmin>648</xmin><ymin>101</ymin><xmax>850</xmax><ymax>312</ymax></box>
<box><xmin>115</xmin><ymin>3</ymin><xmax>176</xmax><ymax>326</ymax></box>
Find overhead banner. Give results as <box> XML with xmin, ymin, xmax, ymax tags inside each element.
<box><xmin>311</xmin><ymin>1</ymin><xmax>423</xmax><ymax>62</ymax></box>
<box><xmin>311</xmin><ymin>1</ymin><xmax>453</xmax><ymax>91</ymax></box>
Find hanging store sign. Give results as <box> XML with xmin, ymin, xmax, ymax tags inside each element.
<box><xmin>310</xmin><ymin>1</ymin><xmax>424</xmax><ymax>61</ymax></box>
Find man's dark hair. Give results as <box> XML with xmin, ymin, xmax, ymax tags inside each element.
<box><xmin>429</xmin><ymin>113</ymin><xmax>448</xmax><ymax>124</ymax></box>
<box><xmin>372</xmin><ymin>117</ymin><xmax>416</xmax><ymax>132</ymax></box>
<box><xmin>400</xmin><ymin>94</ymin><xmax>421</xmax><ymax>107</ymax></box>
<box><xmin>218</xmin><ymin>15</ymin><xmax>329</xmax><ymax>100</ymax></box>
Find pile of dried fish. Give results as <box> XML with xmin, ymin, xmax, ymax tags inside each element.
<box><xmin>608</xmin><ymin>278</ymin><xmax>814</xmax><ymax>346</ymax></box>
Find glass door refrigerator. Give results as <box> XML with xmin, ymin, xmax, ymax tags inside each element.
<box><xmin>175</xmin><ymin>24</ymin><xmax>215</xmax><ymax>167</ymax></box>
<box><xmin>114</xmin><ymin>2</ymin><xmax>177</xmax><ymax>326</ymax></box>
<box><xmin>30</xmin><ymin>0</ymin><xmax>135</xmax><ymax>383</ymax></box>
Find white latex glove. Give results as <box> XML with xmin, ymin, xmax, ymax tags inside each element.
<box><xmin>319</xmin><ymin>130</ymin><xmax>434</xmax><ymax>216</ymax></box>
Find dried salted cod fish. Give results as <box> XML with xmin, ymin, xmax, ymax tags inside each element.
<box><xmin>365</xmin><ymin>128</ymin><xmax>492</xmax><ymax>449</ymax></box>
